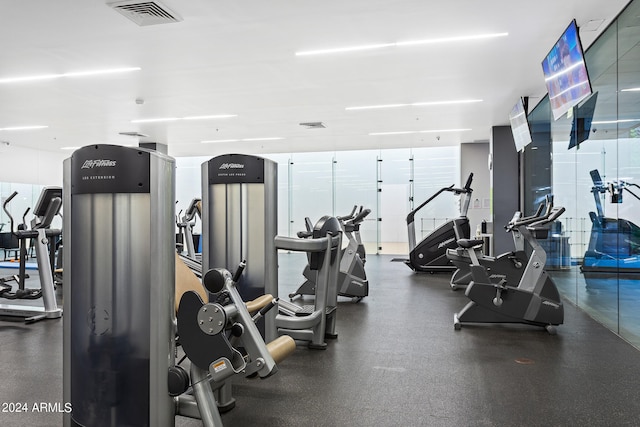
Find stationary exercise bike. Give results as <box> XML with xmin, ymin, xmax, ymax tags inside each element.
<box><xmin>289</xmin><ymin>207</ymin><xmax>370</xmax><ymax>302</ymax></box>
<box><xmin>403</xmin><ymin>173</ymin><xmax>473</xmax><ymax>273</ymax></box>
<box><xmin>453</xmin><ymin>202</ymin><xmax>565</xmax><ymax>334</ymax></box>
<box><xmin>447</xmin><ymin>200</ymin><xmax>549</xmax><ymax>290</ymax></box>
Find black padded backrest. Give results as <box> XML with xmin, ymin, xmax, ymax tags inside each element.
<box><xmin>309</xmin><ymin>215</ymin><xmax>341</xmax><ymax>270</ymax></box>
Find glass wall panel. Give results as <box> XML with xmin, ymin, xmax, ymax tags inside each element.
<box><xmin>288</xmin><ymin>152</ymin><xmax>334</xmax><ymax>238</ymax></box>
<box><xmin>334</xmin><ymin>150</ymin><xmax>378</xmax><ymax>254</ymax></box>
<box><xmin>378</xmin><ymin>149</ymin><xmax>411</xmax><ymax>254</ymax></box>
<box><xmin>617</xmin><ymin>0</ymin><xmax>640</xmax><ymax>348</ymax></box>
<box><xmin>525</xmin><ymin>0</ymin><xmax>640</xmax><ymax>349</ymax></box>
<box><xmin>411</xmin><ymin>147</ymin><xmax>460</xmax><ymax>241</ymax></box>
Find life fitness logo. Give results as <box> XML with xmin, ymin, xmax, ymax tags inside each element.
<box><xmin>219</xmin><ymin>163</ymin><xmax>244</xmax><ymax>170</ymax></box>
<box><xmin>81</xmin><ymin>159</ymin><xmax>117</xmax><ymax>169</ymax></box>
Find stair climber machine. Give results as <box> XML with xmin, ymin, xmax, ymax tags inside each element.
<box><xmin>63</xmin><ymin>145</ymin><xmax>294</xmax><ymax>427</ymax></box>
<box><xmin>288</xmin><ymin>206</ymin><xmax>370</xmax><ymax>302</ymax></box>
<box><xmin>404</xmin><ymin>173</ymin><xmax>474</xmax><ymax>273</ymax></box>
<box><xmin>453</xmin><ymin>203</ymin><xmax>566</xmax><ymax>334</ymax></box>
<box><xmin>581</xmin><ymin>169</ymin><xmax>640</xmax><ymax>274</ymax></box>
<box><xmin>0</xmin><ymin>187</ymin><xmax>63</xmax><ymax>323</ymax></box>
<box><xmin>447</xmin><ymin>198</ymin><xmax>549</xmax><ymax>291</ymax></box>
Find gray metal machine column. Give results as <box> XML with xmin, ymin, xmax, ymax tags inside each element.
<box><xmin>63</xmin><ymin>145</ymin><xmax>175</xmax><ymax>427</ymax></box>
<box><xmin>201</xmin><ymin>154</ymin><xmax>278</xmax><ymax>342</ymax></box>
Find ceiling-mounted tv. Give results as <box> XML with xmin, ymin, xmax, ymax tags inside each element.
<box><xmin>508</xmin><ymin>97</ymin><xmax>532</xmax><ymax>152</ymax></box>
<box><xmin>541</xmin><ymin>20</ymin><xmax>592</xmax><ymax>121</ymax></box>
<box><xmin>569</xmin><ymin>91</ymin><xmax>598</xmax><ymax>149</ymax></box>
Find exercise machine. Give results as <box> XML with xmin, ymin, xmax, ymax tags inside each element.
<box><xmin>63</xmin><ymin>145</ymin><xmax>292</xmax><ymax>427</ymax></box>
<box><xmin>276</xmin><ymin>215</ymin><xmax>342</xmax><ymax>349</ymax></box>
<box><xmin>447</xmin><ymin>200</ymin><xmax>549</xmax><ymax>290</ymax></box>
<box><xmin>453</xmin><ymin>203</ymin><xmax>566</xmax><ymax>334</ymax></box>
<box><xmin>403</xmin><ymin>173</ymin><xmax>474</xmax><ymax>273</ymax></box>
<box><xmin>176</xmin><ymin>197</ymin><xmax>202</xmax><ymax>260</ymax></box>
<box><xmin>582</xmin><ymin>169</ymin><xmax>640</xmax><ymax>273</ymax></box>
<box><xmin>288</xmin><ymin>207</ymin><xmax>370</xmax><ymax>302</ymax></box>
<box><xmin>339</xmin><ymin>205</ymin><xmax>368</xmax><ymax>263</ymax></box>
<box><xmin>176</xmin><ymin>262</ymin><xmax>295</xmax><ymax>426</ymax></box>
<box><xmin>202</xmin><ymin>153</ymin><xmax>278</xmax><ymax>341</ymax></box>
<box><xmin>0</xmin><ymin>187</ymin><xmax>62</xmax><ymax>323</ymax></box>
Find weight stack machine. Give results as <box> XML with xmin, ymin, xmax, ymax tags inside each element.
<box><xmin>63</xmin><ymin>145</ymin><xmax>176</xmax><ymax>427</ymax></box>
<box><xmin>201</xmin><ymin>154</ymin><xmax>278</xmax><ymax>342</ymax></box>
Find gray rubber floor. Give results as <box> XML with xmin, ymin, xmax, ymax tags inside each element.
<box><xmin>1</xmin><ymin>254</ymin><xmax>640</xmax><ymax>426</ymax></box>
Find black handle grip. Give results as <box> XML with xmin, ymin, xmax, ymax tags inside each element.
<box><xmin>3</xmin><ymin>191</ymin><xmax>18</xmax><ymax>207</ymax></box>
<box><xmin>259</xmin><ymin>298</ymin><xmax>278</xmax><ymax>316</ymax></box>
<box><xmin>232</xmin><ymin>260</ymin><xmax>246</xmax><ymax>283</ymax></box>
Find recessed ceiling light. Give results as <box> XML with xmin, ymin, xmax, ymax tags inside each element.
<box><xmin>369</xmin><ymin>128</ymin><xmax>471</xmax><ymax>136</ymax></box>
<box><xmin>0</xmin><ymin>67</ymin><xmax>141</xmax><ymax>84</ymax></box>
<box><xmin>296</xmin><ymin>33</ymin><xmax>508</xmax><ymax>56</ymax></box>
<box><xmin>201</xmin><ymin>137</ymin><xmax>284</xmax><ymax>143</ymax></box>
<box><xmin>132</xmin><ymin>115</ymin><xmax>236</xmax><ymax>123</ymax></box>
<box><xmin>347</xmin><ymin>99</ymin><xmax>483</xmax><ymax>111</ymax></box>
<box><xmin>0</xmin><ymin>125</ymin><xmax>48</xmax><ymax>131</ymax></box>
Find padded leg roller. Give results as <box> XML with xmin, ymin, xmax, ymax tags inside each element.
<box><xmin>266</xmin><ymin>335</ymin><xmax>296</xmax><ymax>364</ymax></box>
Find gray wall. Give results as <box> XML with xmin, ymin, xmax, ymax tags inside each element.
<box><xmin>460</xmin><ymin>142</ymin><xmax>490</xmax><ymax>235</ymax></box>
<box><xmin>490</xmin><ymin>126</ymin><xmax>519</xmax><ymax>254</ymax></box>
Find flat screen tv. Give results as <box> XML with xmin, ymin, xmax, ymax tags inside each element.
<box><xmin>541</xmin><ymin>20</ymin><xmax>592</xmax><ymax>121</ymax></box>
<box><xmin>508</xmin><ymin>97</ymin><xmax>532</xmax><ymax>152</ymax></box>
<box><xmin>569</xmin><ymin>91</ymin><xmax>598</xmax><ymax>149</ymax></box>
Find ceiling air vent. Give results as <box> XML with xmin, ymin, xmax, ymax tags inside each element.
<box><xmin>108</xmin><ymin>1</ymin><xmax>182</xmax><ymax>26</ymax></box>
<box><xmin>299</xmin><ymin>122</ymin><xmax>326</xmax><ymax>129</ymax></box>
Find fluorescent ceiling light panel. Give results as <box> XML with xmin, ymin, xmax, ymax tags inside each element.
<box><xmin>0</xmin><ymin>125</ymin><xmax>48</xmax><ymax>131</ymax></box>
<box><xmin>346</xmin><ymin>99</ymin><xmax>483</xmax><ymax>111</ymax></box>
<box><xmin>131</xmin><ymin>117</ymin><xmax>180</xmax><ymax>123</ymax></box>
<box><xmin>0</xmin><ymin>67</ymin><xmax>141</xmax><ymax>84</ymax></box>
<box><xmin>369</xmin><ymin>128</ymin><xmax>471</xmax><ymax>136</ymax></box>
<box><xmin>183</xmin><ymin>115</ymin><xmax>237</xmax><ymax>120</ymax></box>
<box><xmin>201</xmin><ymin>139</ymin><xmax>239</xmax><ymax>144</ymax></box>
<box><xmin>592</xmin><ymin>119</ymin><xmax>640</xmax><ymax>124</ymax></box>
<box><xmin>621</xmin><ymin>87</ymin><xmax>640</xmax><ymax>92</ymax></box>
<box><xmin>201</xmin><ymin>137</ymin><xmax>283</xmax><ymax>143</ymax></box>
<box><xmin>296</xmin><ymin>32</ymin><xmax>508</xmax><ymax>56</ymax></box>
<box><xmin>133</xmin><ymin>115</ymin><xmax>236</xmax><ymax>124</ymax></box>
<box><xmin>242</xmin><ymin>137</ymin><xmax>283</xmax><ymax>142</ymax></box>
<box><xmin>61</xmin><ymin>146</ymin><xmax>80</xmax><ymax>150</ymax></box>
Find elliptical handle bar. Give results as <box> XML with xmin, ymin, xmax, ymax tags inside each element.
<box><xmin>2</xmin><ymin>191</ymin><xmax>18</xmax><ymax>233</ymax></box>
<box><xmin>350</xmin><ymin>208</ymin><xmax>371</xmax><ymax>224</ymax></box>
<box><xmin>337</xmin><ymin>205</ymin><xmax>358</xmax><ymax>221</ymax></box>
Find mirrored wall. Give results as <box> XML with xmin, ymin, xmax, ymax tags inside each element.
<box><xmin>523</xmin><ymin>0</ymin><xmax>640</xmax><ymax>348</ymax></box>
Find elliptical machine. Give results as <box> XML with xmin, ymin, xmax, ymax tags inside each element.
<box><xmin>403</xmin><ymin>173</ymin><xmax>473</xmax><ymax>273</ymax></box>
<box><xmin>176</xmin><ymin>198</ymin><xmax>202</xmax><ymax>260</ymax></box>
<box><xmin>0</xmin><ymin>187</ymin><xmax>63</xmax><ymax>323</ymax></box>
<box><xmin>447</xmin><ymin>200</ymin><xmax>549</xmax><ymax>290</ymax></box>
<box><xmin>453</xmin><ymin>201</ymin><xmax>566</xmax><ymax>334</ymax></box>
<box><xmin>289</xmin><ymin>206</ymin><xmax>370</xmax><ymax>302</ymax></box>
